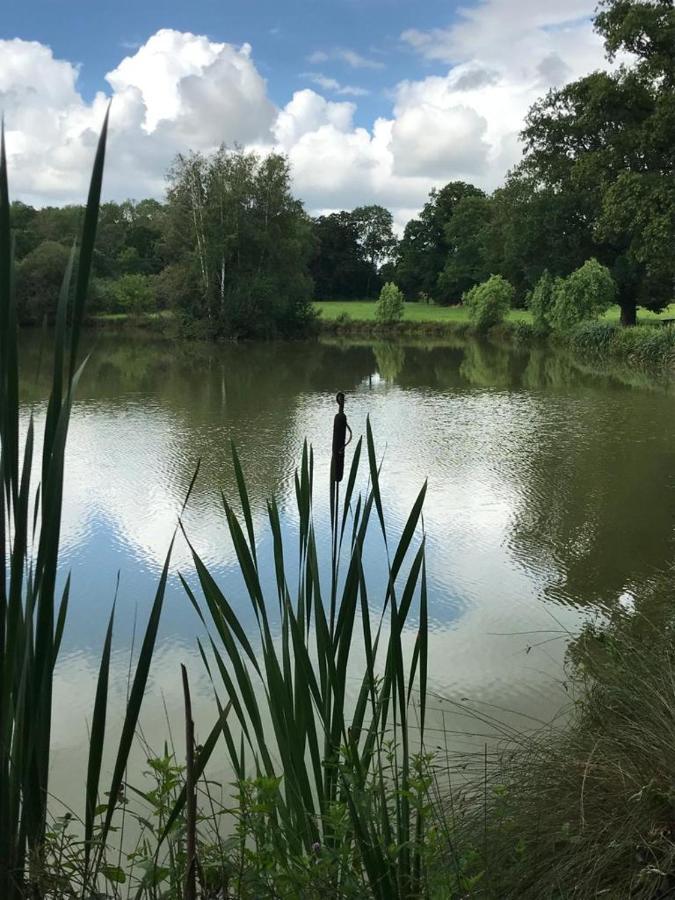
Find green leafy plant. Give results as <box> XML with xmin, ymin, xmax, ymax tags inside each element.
<box><xmin>569</xmin><ymin>320</ymin><xmax>675</xmax><ymax>370</ymax></box>
<box><xmin>527</xmin><ymin>269</ymin><xmax>559</xmax><ymax>334</ymax></box>
<box><xmin>0</xmin><ymin>114</ymin><xmax>184</xmax><ymax>899</ymax></box>
<box><xmin>113</xmin><ymin>272</ymin><xmax>155</xmax><ymax>316</ymax></box>
<box><xmin>550</xmin><ymin>258</ymin><xmax>616</xmax><ymax>332</ymax></box>
<box><xmin>463</xmin><ymin>274</ymin><xmax>514</xmax><ymax>332</ymax></box>
<box><xmin>376</xmin><ymin>281</ymin><xmax>405</xmax><ymax>324</ymax></box>
<box><xmin>182</xmin><ymin>427</ymin><xmax>430</xmax><ymax>897</ymax></box>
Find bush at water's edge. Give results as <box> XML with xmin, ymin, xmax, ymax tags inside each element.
<box><xmin>447</xmin><ymin>570</ymin><xmax>675</xmax><ymax>899</ymax></box>
<box><xmin>319</xmin><ymin>316</ymin><xmax>675</xmax><ymax>373</ymax></box>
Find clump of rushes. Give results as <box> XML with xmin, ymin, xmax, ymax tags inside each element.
<box><xmin>451</xmin><ymin>571</ymin><xmax>675</xmax><ymax>899</ymax></box>
<box><xmin>0</xmin><ymin>114</ymin><xmax>193</xmax><ymax>898</ymax></box>
<box><xmin>181</xmin><ymin>426</ymin><xmax>432</xmax><ymax>898</ymax></box>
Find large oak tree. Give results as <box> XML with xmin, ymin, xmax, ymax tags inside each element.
<box><xmin>518</xmin><ymin>0</ymin><xmax>674</xmax><ymax>324</ymax></box>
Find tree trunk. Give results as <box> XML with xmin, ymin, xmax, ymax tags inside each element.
<box><xmin>620</xmin><ymin>299</ymin><xmax>637</xmax><ymax>326</ymax></box>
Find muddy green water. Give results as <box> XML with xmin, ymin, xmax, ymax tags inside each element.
<box><xmin>19</xmin><ymin>332</ymin><xmax>674</xmax><ymax>809</ymax></box>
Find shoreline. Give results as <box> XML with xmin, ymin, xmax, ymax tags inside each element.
<box><xmin>77</xmin><ymin>310</ymin><xmax>675</xmax><ymax>376</ymax></box>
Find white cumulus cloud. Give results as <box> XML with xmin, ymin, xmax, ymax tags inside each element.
<box><xmin>1</xmin><ymin>3</ymin><xmax>612</xmax><ymax>226</ymax></box>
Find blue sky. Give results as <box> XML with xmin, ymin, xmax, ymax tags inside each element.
<box><xmin>4</xmin><ymin>0</ymin><xmax>458</xmax><ymax>123</ymax></box>
<box><xmin>1</xmin><ymin>0</ymin><xmax>607</xmax><ymax>224</ymax></box>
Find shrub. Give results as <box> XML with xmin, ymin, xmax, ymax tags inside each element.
<box><xmin>568</xmin><ymin>320</ymin><xmax>618</xmax><ymax>356</ymax></box>
<box><xmin>568</xmin><ymin>321</ymin><xmax>675</xmax><ymax>370</ymax></box>
<box><xmin>509</xmin><ymin>320</ymin><xmax>536</xmax><ymax>344</ymax></box>
<box><xmin>527</xmin><ymin>269</ymin><xmax>559</xmax><ymax>334</ymax></box>
<box><xmin>15</xmin><ymin>240</ymin><xmax>73</xmax><ymax>323</ymax></box>
<box><xmin>89</xmin><ymin>277</ymin><xmax>118</xmax><ymax>314</ymax></box>
<box><xmin>463</xmin><ymin>274</ymin><xmax>514</xmax><ymax>331</ymax></box>
<box><xmin>375</xmin><ymin>281</ymin><xmax>405</xmax><ymax>324</ymax></box>
<box><xmin>453</xmin><ymin>574</ymin><xmax>675</xmax><ymax>898</ymax></box>
<box><xmin>113</xmin><ymin>272</ymin><xmax>155</xmax><ymax>316</ymax></box>
<box><xmin>550</xmin><ymin>258</ymin><xmax>616</xmax><ymax>332</ymax></box>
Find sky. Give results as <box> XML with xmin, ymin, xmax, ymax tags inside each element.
<box><xmin>1</xmin><ymin>0</ymin><xmax>611</xmax><ymax>228</ymax></box>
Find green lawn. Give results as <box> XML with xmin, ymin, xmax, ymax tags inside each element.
<box><xmin>315</xmin><ymin>300</ymin><xmax>675</xmax><ymax>324</ymax></box>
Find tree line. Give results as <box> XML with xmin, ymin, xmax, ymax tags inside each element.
<box><xmin>10</xmin><ymin>0</ymin><xmax>673</xmax><ymax>335</ymax></box>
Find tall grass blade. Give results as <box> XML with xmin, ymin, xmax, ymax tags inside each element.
<box><xmin>84</xmin><ymin>601</ymin><xmax>116</xmax><ymax>881</ymax></box>
<box><xmin>99</xmin><ymin>538</ymin><xmax>174</xmax><ymax>849</ymax></box>
<box><xmin>0</xmin><ymin>111</ymin><xmax>113</xmax><ymax>898</ymax></box>
<box><xmin>69</xmin><ymin>104</ymin><xmax>109</xmax><ymax>379</ymax></box>
<box><xmin>185</xmin><ymin>425</ymin><xmax>429</xmax><ymax>896</ymax></box>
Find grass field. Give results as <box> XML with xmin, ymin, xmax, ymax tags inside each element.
<box><xmin>315</xmin><ymin>300</ymin><xmax>675</xmax><ymax>324</ymax></box>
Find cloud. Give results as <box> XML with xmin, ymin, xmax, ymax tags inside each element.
<box><xmin>301</xmin><ymin>72</ymin><xmax>369</xmax><ymax>97</ymax></box>
<box><xmin>390</xmin><ymin>101</ymin><xmax>490</xmax><ymax>178</ymax></box>
<box><xmin>273</xmin><ymin>89</ymin><xmax>356</xmax><ymax>147</ymax></box>
<box><xmin>395</xmin><ymin>0</ymin><xmax>614</xmax><ymax>190</ymax></box>
<box><xmin>401</xmin><ymin>0</ymin><xmax>599</xmax><ymax>68</ymax></box>
<box><xmin>1</xmin><ymin>31</ymin><xmax>275</xmax><ymax>204</ymax></box>
<box><xmin>1</xmin><ymin>5</ymin><xmax>612</xmax><ymax>227</ymax></box>
<box><xmin>307</xmin><ymin>48</ymin><xmax>384</xmax><ymax>70</ymax></box>
<box><xmin>105</xmin><ymin>29</ymin><xmax>274</xmax><ymax>138</ymax></box>
<box><xmin>451</xmin><ymin>66</ymin><xmax>500</xmax><ymax>92</ymax></box>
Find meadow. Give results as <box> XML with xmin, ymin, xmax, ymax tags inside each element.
<box><xmin>315</xmin><ymin>300</ymin><xmax>675</xmax><ymax>324</ymax></box>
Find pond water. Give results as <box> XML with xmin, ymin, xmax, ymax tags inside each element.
<box><xmin>19</xmin><ymin>332</ymin><xmax>675</xmax><ymax>810</ymax></box>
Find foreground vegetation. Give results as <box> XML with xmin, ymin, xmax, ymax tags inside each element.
<box><xmin>451</xmin><ymin>572</ymin><xmax>675</xmax><ymax>899</ymax></box>
<box><xmin>1</xmin><ymin>122</ymin><xmax>443</xmax><ymax>898</ymax></box>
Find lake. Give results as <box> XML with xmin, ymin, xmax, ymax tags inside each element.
<box><xmin>19</xmin><ymin>331</ymin><xmax>675</xmax><ymax>810</ymax></box>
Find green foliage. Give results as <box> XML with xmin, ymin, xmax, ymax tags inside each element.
<box><xmin>452</xmin><ymin>573</ymin><xmax>675</xmax><ymax>898</ymax></box>
<box><xmin>527</xmin><ymin>269</ymin><xmax>559</xmax><ymax>334</ymax></box>
<box><xmin>595</xmin><ymin>0</ymin><xmax>675</xmax><ymax>83</ymax></box>
<box><xmin>0</xmin><ymin>116</ymin><xmax>189</xmax><ymax>899</ymax></box>
<box><xmin>595</xmin><ymin>171</ymin><xmax>675</xmax><ymax>312</ymax></box>
<box><xmin>35</xmin><ymin>745</ymin><xmax>449</xmax><ymax>899</ymax></box>
<box><xmin>113</xmin><ymin>272</ymin><xmax>155</xmax><ymax>316</ymax></box>
<box><xmin>310</xmin><ymin>211</ymin><xmax>377</xmax><ymax>300</ymax></box>
<box><xmin>184</xmin><ymin>431</ymin><xmax>431</xmax><ymax>897</ymax></box>
<box><xmin>396</xmin><ymin>181</ymin><xmax>487</xmax><ymax>303</ymax></box>
<box><xmin>437</xmin><ymin>193</ymin><xmax>491</xmax><ymax>303</ymax></box>
<box><xmin>550</xmin><ymin>258</ymin><xmax>616</xmax><ymax>332</ymax></box>
<box><xmin>311</xmin><ymin>206</ymin><xmax>395</xmax><ymax>302</ymax></box>
<box><xmin>351</xmin><ymin>204</ymin><xmax>397</xmax><ymax>271</ymax></box>
<box><xmin>520</xmin><ymin>0</ymin><xmax>675</xmax><ymax>322</ymax></box>
<box><xmin>334</xmin><ymin>311</ymin><xmax>352</xmax><ymax>328</ymax></box>
<box><xmin>569</xmin><ymin>320</ymin><xmax>675</xmax><ymax>370</ymax></box>
<box><xmin>376</xmin><ymin>281</ymin><xmax>405</xmax><ymax>324</ymax></box>
<box><xmin>15</xmin><ymin>240</ymin><xmax>73</xmax><ymax>323</ymax></box>
<box><xmin>0</xmin><ymin>119</ymin><xmax>110</xmax><ymax>898</ymax></box>
<box><xmin>463</xmin><ymin>274</ymin><xmax>515</xmax><ymax>331</ymax></box>
<box><xmin>165</xmin><ymin>146</ymin><xmax>314</xmax><ymax>338</ymax></box>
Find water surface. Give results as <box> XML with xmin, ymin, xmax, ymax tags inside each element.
<box><xmin>19</xmin><ymin>333</ymin><xmax>674</xmax><ymax>807</ymax></box>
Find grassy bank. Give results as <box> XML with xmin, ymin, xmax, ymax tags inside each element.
<box><xmin>566</xmin><ymin>321</ymin><xmax>675</xmax><ymax>371</ymax></box>
<box><xmin>449</xmin><ymin>572</ymin><xmax>675</xmax><ymax>899</ymax></box>
<box><xmin>316</xmin><ymin>301</ymin><xmax>675</xmax><ymax>372</ymax></box>
<box><xmin>315</xmin><ymin>300</ymin><xmax>675</xmax><ymax>325</ymax></box>
<box><xmin>316</xmin><ymin>301</ymin><xmax>529</xmax><ymax>325</ymax></box>
<box><xmin>83</xmin><ymin>305</ymin><xmax>675</xmax><ymax>375</ymax></box>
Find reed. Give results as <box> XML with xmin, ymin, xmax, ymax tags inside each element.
<box><xmin>181</xmin><ymin>430</ymin><xmax>431</xmax><ymax>897</ymax></box>
<box><xmin>0</xmin><ymin>114</ymin><xmax>175</xmax><ymax>898</ymax></box>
